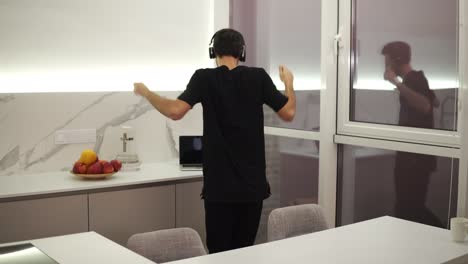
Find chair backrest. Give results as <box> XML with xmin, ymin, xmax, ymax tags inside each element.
<box><xmin>127</xmin><ymin>227</ymin><xmax>206</xmax><ymax>263</ymax></box>
<box><xmin>267</xmin><ymin>204</ymin><xmax>328</xmax><ymax>242</ymax></box>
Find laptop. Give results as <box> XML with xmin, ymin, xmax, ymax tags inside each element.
<box><xmin>179</xmin><ymin>136</ymin><xmax>203</xmax><ymax>171</ymax></box>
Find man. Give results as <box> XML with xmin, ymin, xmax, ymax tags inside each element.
<box><xmin>381</xmin><ymin>41</ymin><xmax>442</xmax><ymax>227</ymax></box>
<box><xmin>134</xmin><ymin>28</ymin><xmax>296</xmax><ymax>252</ymax></box>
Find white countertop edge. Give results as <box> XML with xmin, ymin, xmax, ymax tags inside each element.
<box><xmin>0</xmin><ymin>161</ymin><xmax>203</xmax><ymax>200</ymax></box>
<box><xmin>0</xmin><ymin>174</ymin><xmax>202</xmax><ymax>200</ymax></box>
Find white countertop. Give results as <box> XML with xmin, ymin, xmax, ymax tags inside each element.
<box><xmin>0</xmin><ymin>232</ymin><xmax>154</xmax><ymax>264</ymax></box>
<box><xmin>169</xmin><ymin>216</ymin><xmax>468</xmax><ymax>264</ymax></box>
<box><xmin>0</xmin><ymin>161</ymin><xmax>202</xmax><ymax>200</ymax></box>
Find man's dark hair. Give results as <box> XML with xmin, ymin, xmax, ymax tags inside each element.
<box><xmin>212</xmin><ymin>28</ymin><xmax>245</xmax><ymax>60</ymax></box>
<box><xmin>381</xmin><ymin>41</ymin><xmax>411</xmax><ymax>65</ymax></box>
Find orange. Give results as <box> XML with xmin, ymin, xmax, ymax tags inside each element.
<box><xmin>79</xmin><ymin>149</ymin><xmax>98</xmax><ymax>165</ymax></box>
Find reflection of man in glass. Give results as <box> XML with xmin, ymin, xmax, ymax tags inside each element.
<box><xmin>381</xmin><ymin>41</ymin><xmax>442</xmax><ymax>227</ymax></box>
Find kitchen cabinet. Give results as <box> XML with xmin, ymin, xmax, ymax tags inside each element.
<box><xmin>0</xmin><ymin>195</ymin><xmax>88</xmax><ymax>243</ymax></box>
<box><xmin>176</xmin><ymin>181</ymin><xmax>205</xmax><ymax>244</ymax></box>
<box><xmin>89</xmin><ymin>185</ymin><xmax>176</xmax><ymax>246</ymax></box>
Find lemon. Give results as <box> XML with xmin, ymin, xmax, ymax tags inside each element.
<box><xmin>79</xmin><ymin>149</ymin><xmax>98</xmax><ymax>165</ymax></box>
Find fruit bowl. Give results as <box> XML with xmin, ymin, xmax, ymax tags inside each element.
<box><xmin>71</xmin><ymin>171</ymin><xmax>116</xmax><ymax>180</ymax></box>
<box><xmin>72</xmin><ymin>150</ymin><xmax>122</xmax><ymax>179</ymax></box>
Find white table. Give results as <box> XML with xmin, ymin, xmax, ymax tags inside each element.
<box><xmin>2</xmin><ymin>217</ymin><xmax>466</xmax><ymax>263</ymax></box>
<box><xmin>169</xmin><ymin>216</ymin><xmax>468</xmax><ymax>264</ymax></box>
<box><xmin>0</xmin><ymin>232</ymin><xmax>154</xmax><ymax>264</ymax></box>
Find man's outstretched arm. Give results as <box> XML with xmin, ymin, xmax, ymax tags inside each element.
<box><xmin>134</xmin><ymin>83</ymin><xmax>191</xmax><ymax>121</ymax></box>
<box><xmin>277</xmin><ymin>65</ymin><xmax>296</xmax><ymax>122</ymax></box>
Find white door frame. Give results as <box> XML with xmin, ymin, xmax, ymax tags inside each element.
<box><xmin>458</xmin><ymin>0</ymin><xmax>468</xmax><ymax>217</ymax></box>
<box><xmin>317</xmin><ymin>0</ymin><xmax>339</xmax><ymax>227</ymax></box>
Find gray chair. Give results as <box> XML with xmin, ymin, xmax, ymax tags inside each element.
<box><xmin>267</xmin><ymin>204</ymin><xmax>328</xmax><ymax>242</ymax></box>
<box><xmin>127</xmin><ymin>227</ymin><xmax>206</xmax><ymax>263</ymax></box>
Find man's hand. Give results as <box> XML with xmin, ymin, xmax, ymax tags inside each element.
<box><xmin>384</xmin><ymin>67</ymin><xmax>399</xmax><ymax>86</ymax></box>
<box><xmin>279</xmin><ymin>65</ymin><xmax>294</xmax><ymax>86</ymax></box>
<box><xmin>134</xmin><ymin>83</ymin><xmax>150</xmax><ymax>97</ymax></box>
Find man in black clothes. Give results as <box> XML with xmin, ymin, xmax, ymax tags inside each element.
<box><xmin>382</xmin><ymin>41</ymin><xmax>442</xmax><ymax>227</ymax></box>
<box><xmin>134</xmin><ymin>28</ymin><xmax>296</xmax><ymax>252</ymax></box>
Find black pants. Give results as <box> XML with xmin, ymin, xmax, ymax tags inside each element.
<box><xmin>394</xmin><ymin>153</ymin><xmax>443</xmax><ymax>228</ymax></box>
<box><xmin>204</xmin><ymin>201</ymin><xmax>263</xmax><ymax>254</ymax></box>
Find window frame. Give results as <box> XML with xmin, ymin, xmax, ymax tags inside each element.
<box><xmin>337</xmin><ymin>0</ymin><xmax>463</xmax><ymax>148</ymax></box>
<box><xmin>337</xmin><ymin>0</ymin><xmax>468</xmax><ymax>218</ymax></box>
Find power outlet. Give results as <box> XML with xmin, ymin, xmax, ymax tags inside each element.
<box><xmin>55</xmin><ymin>129</ymin><xmax>97</xmax><ymax>145</ymax></box>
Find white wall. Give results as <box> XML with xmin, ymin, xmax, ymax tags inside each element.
<box><xmin>0</xmin><ymin>0</ymin><xmax>230</xmax><ymax>175</ymax></box>
<box><xmin>0</xmin><ymin>92</ymin><xmax>203</xmax><ymax>176</ymax></box>
<box><xmin>0</xmin><ymin>0</ymin><xmax>214</xmax><ymax>92</ymax></box>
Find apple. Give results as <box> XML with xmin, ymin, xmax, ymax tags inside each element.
<box><xmin>110</xmin><ymin>159</ymin><xmax>122</xmax><ymax>172</ymax></box>
<box><xmin>73</xmin><ymin>161</ymin><xmax>81</xmax><ymax>173</ymax></box>
<box><xmin>72</xmin><ymin>161</ymin><xmax>82</xmax><ymax>173</ymax></box>
<box><xmin>102</xmin><ymin>161</ymin><xmax>115</xmax><ymax>174</ymax></box>
<box><xmin>87</xmin><ymin>162</ymin><xmax>103</xmax><ymax>174</ymax></box>
<box><xmin>73</xmin><ymin>161</ymin><xmax>87</xmax><ymax>174</ymax></box>
<box><xmin>78</xmin><ymin>164</ymin><xmax>87</xmax><ymax>174</ymax></box>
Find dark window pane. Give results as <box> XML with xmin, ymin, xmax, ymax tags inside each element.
<box><xmin>255</xmin><ymin>136</ymin><xmax>319</xmax><ymax>243</ymax></box>
<box><xmin>337</xmin><ymin>145</ymin><xmax>458</xmax><ymax>229</ymax></box>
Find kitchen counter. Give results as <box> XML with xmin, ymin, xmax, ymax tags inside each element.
<box><xmin>0</xmin><ymin>161</ymin><xmax>205</xmax><ymax>245</ymax></box>
<box><xmin>0</xmin><ymin>161</ymin><xmax>203</xmax><ymax>201</ymax></box>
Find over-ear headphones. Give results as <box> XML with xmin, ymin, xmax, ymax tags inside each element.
<box><xmin>240</xmin><ymin>46</ymin><xmax>246</xmax><ymax>62</ymax></box>
<box><xmin>209</xmin><ymin>32</ymin><xmax>246</xmax><ymax>62</ymax></box>
<box><xmin>208</xmin><ymin>35</ymin><xmax>216</xmax><ymax>59</ymax></box>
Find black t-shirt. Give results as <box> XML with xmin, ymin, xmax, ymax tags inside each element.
<box><xmin>398</xmin><ymin>70</ymin><xmax>435</xmax><ymax>129</ymax></box>
<box><xmin>396</xmin><ymin>70</ymin><xmax>437</xmax><ymax>173</ymax></box>
<box><xmin>178</xmin><ymin>65</ymin><xmax>288</xmax><ymax>202</ymax></box>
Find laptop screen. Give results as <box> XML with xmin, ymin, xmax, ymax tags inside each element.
<box><xmin>179</xmin><ymin>136</ymin><xmax>203</xmax><ymax>166</ymax></box>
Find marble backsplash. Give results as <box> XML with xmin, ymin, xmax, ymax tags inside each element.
<box><xmin>0</xmin><ymin>92</ymin><xmax>203</xmax><ymax>176</ymax></box>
